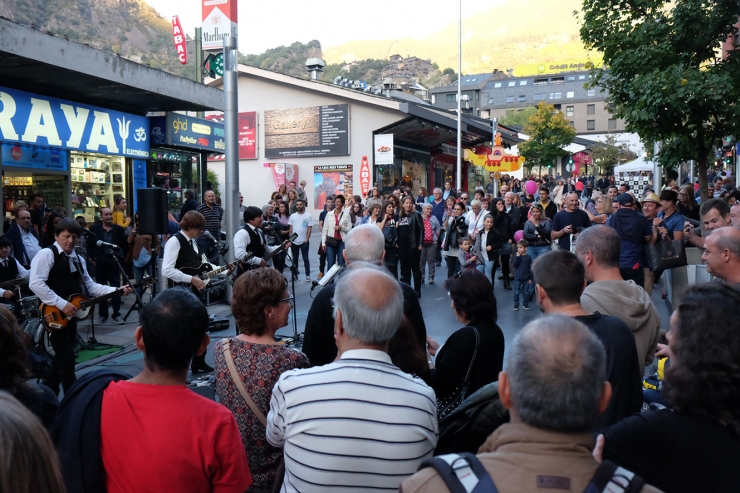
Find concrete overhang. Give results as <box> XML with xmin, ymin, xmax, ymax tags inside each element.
<box><xmin>0</xmin><ymin>17</ymin><xmax>223</xmax><ymax>114</ymax></box>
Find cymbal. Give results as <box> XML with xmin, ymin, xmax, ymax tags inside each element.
<box><xmin>0</xmin><ymin>278</ymin><xmax>28</xmax><ymax>289</ymax></box>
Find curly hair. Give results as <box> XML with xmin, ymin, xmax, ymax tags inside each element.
<box><xmin>0</xmin><ymin>306</ymin><xmax>31</xmax><ymax>397</ymax></box>
<box><xmin>444</xmin><ymin>269</ymin><xmax>498</xmax><ymax>323</ymax></box>
<box><xmin>664</xmin><ymin>283</ymin><xmax>740</xmax><ymax>437</ymax></box>
<box><xmin>231</xmin><ymin>268</ymin><xmax>287</xmax><ymax>336</ymax></box>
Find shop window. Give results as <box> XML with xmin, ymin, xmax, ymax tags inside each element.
<box><xmin>587</xmin><ymin>120</ymin><xmax>596</xmax><ymax>130</ymax></box>
<box><xmin>608</xmin><ymin>118</ymin><xmax>618</xmax><ymax>130</ymax></box>
<box><xmin>587</xmin><ymin>104</ymin><xmax>596</xmax><ymax>115</ymax></box>
<box><xmin>566</xmin><ymin>106</ymin><xmax>574</xmax><ymax>116</ymax></box>
<box><xmin>71</xmin><ymin>152</ymin><xmax>126</xmax><ymax>223</ymax></box>
<box><xmin>149</xmin><ymin>151</ymin><xmax>199</xmax><ymax>217</ymax></box>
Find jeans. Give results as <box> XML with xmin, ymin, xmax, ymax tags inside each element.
<box><xmin>96</xmin><ymin>259</ymin><xmax>121</xmax><ymax>318</ymax></box>
<box><xmin>513</xmin><ymin>279</ymin><xmax>534</xmax><ymax>306</ymax></box>
<box><xmin>399</xmin><ymin>246</ymin><xmax>422</xmax><ymax>291</ymax></box>
<box><xmin>197</xmin><ymin>237</ymin><xmax>219</xmax><ymax>264</ymax></box>
<box><xmin>133</xmin><ymin>257</ymin><xmax>154</xmax><ymax>299</ymax></box>
<box><xmin>483</xmin><ymin>258</ymin><xmax>496</xmax><ymax>285</ymax></box>
<box><xmin>620</xmin><ymin>267</ymin><xmax>645</xmax><ymax>287</ymax></box>
<box><xmin>527</xmin><ymin>245</ymin><xmax>551</xmax><ymax>262</ymax></box>
<box><xmin>290</xmin><ymin>242</ymin><xmax>311</xmax><ymax>277</ymax></box>
<box><xmin>45</xmin><ymin>320</ymin><xmax>78</xmax><ymax>395</ymax></box>
<box><xmin>445</xmin><ymin>255</ymin><xmax>459</xmax><ymax>278</ymax></box>
<box><xmin>384</xmin><ymin>247</ymin><xmax>399</xmax><ymax>279</ymax></box>
<box><xmin>326</xmin><ymin>241</ymin><xmax>345</xmax><ymax>270</ymax></box>
<box><xmin>419</xmin><ymin>243</ymin><xmax>437</xmax><ymax>281</ymax></box>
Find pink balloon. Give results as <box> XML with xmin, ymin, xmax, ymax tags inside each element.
<box><xmin>525</xmin><ymin>180</ymin><xmax>538</xmax><ymax>195</ymax></box>
<box><xmin>514</xmin><ymin>230</ymin><xmax>524</xmax><ymax>243</ymax></box>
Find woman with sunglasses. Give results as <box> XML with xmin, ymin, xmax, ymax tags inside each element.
<box><xmin>214</xmin><ymin>268</ymin><xmax>309</xmax><ymax>493</ymax></box>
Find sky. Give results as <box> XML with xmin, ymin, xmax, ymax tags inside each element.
<box><xmin>145</xmin><ymin>0</ymin><xmax>499</xmax><ymax>55</ymax></box>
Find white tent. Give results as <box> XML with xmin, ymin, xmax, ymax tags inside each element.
<box><xmin>614</xmin><ymin>157</ymin><xmax>653</xmax><ymax>174</ymax></box>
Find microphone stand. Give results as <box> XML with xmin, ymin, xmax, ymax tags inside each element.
<box><xmin>103</xmin><ymin>245</ymin><xmax>146</xmax><ymax>323</ymax></box>
<box><xmin>279</xmin><ymin>248</ymin><xmax>300</xmax><ymax>347</ymax></box>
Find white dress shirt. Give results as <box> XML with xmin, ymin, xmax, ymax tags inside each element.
<box><xmin>18</xmin><ymin>225</ymin><xmax>41</xmax><ymax>264</ymax></box>
<box><xmin>234</xmin><ymin>224</ymin><xmax>279</xmax><ymax>267</ymax></box>
<box><xmin>0</xmin><ymin>256</ymin><xmax>29</xmax><ymax>297</ymax></box>
<box><xmin>30</xmin><ymin>243</ymin><xmax>116</xmax><ymax>311</ymax></box>
<box><xmin>465</xmin><ymin>209</ymin><xmax>487</xmax><ymax>235</ymax></box>
<box><xmin>161</xmin><ymin>232</ymin><xmax>209</xmax><ymax>284</ymax></box>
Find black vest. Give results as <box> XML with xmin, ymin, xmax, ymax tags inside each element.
<box><xmin>0</xmin><ymin>256</ymin><xmax>19</xmax><ymax>282</ymax></box>
<box><xmin>46</xmin><ymin>247</ymin><xmax>84</xmax><ymax>300</ymax></box>
<box><xmin>245</xmin><ymin>226</ymin><xmax>266</xmax><ymax>259</ymax></box>
<box><xmin>174</xmin><ymin>232</ymin><xmax>203</xmax><ymax>270</ymax></box>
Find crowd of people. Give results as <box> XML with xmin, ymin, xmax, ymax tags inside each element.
<box><xmin>1</xmin><ymin>169</ymin><xmax>739</xmax><ymax>493</ymax></box>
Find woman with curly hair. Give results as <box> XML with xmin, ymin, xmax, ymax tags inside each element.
<box><xmin>597</xmin><ymin>283</ymin><xmax>740</xmax><ymax>492</ymax></box>
<box><xmin>214</xmin><ymin>268</ymin><xmax>309</xmax><ymax>493</ymax></box>
<box><xmin>0</xmin><ymin>306</ymin><xmax>58</xmax><ymax>428</ymax></box>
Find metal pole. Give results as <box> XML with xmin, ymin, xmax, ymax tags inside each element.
<box><xmin>456</xmin><ymin>0</ymin><xmax>462</xmax><ymax>191</ymax></box>
<box><xmin>653</xmin><ymin>141</ymin><xmax>662</xmax><ymax>191</ymax></box>
<box><xmin>492</xmin><ymin>118</ymin><xmax>499</xmax><ymax>198</ymax></box>
<box><xmin>689</xmin><ymin>159</ymin><xmax>694</xmax><ymax>184</ymax></box>
<box><xmin>224</xmin><ymin>35</ymin><xmax>239</xmax><ymax>280</ymax></box>
<box><xmin>195</xmin><ymin>28</ymin><xmax>204</xmax><ymax>119</ymax></box>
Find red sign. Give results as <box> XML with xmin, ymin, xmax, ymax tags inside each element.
<box><xmin>238</xmin><ymin>112</ymin><xmax>258</xmax><ymax>159</ymax></box>
<box><xmin>10</xmin><ymin>146</ymin><xmax>21</xmax><ymax>160</ymax></box>
<box><xmin>172</xmin><ymin>16</ymin><xmax>187</xmax><ymax>65</ymax></box>
<box><xmin>360</xmin><ymin>156</ymin><xmax>370</xmax><ymax>197</ymax></box>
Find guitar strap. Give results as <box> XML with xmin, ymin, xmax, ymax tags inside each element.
<box><xmin>71</xmin><ymin>255</ymin><xmax>89</xmax><ymax>297</ymax></box>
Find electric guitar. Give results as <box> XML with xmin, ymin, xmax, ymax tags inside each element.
<box><xmin>39</xmin><ymin>277</ymin><xmax>155</xmax><ymax>331</ymax></box>
<box><xmin>176</xmin><ymin>253</ymin><xmax>256</xmax><ymax>287</ymax></box>
<box><xmin>237</xmin><ymin>233</ymin><xmax>298</xmax><ymax>273</ymax></box>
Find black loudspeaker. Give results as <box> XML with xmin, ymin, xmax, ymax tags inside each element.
<box><xmin>137</xmin><ymin>188</ymin><xmax>168</xmax><ymax>235</ymax></box>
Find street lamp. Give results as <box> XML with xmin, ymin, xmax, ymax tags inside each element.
<box><xmin>456</xmin><ymin>0</ymin><xmax>462</xmax><ymax>192</ymax></box>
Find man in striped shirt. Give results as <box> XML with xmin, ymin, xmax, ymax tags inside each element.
<box><xmin>196</xmin><ymin>190</ymin><xmax>223</xmax><ymax>264</ymax></box>
<box><xmin>266</xmin><ymin>265</ymin><xmax>438</xmax><ymax>492</ymax></box>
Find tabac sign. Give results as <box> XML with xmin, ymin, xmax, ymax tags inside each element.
<box><xmin>0</xmin><ymin>87</ymin><xmax>149</xmax><ymax>157</ymax></box>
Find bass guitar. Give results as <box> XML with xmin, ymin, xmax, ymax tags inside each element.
<box><xmin>235</xmin><ymin>233</ymin><xmax>298</xmax><ymax>275</ymax></box>
<box><xmin>40</xmin><ymin>277</ymin><xmax>155</xmax><ymax>331</ymax></box>
<box><xmin>176</xmin><ymin>252</ymin><xmax>257</xmax><ymax>288</ymax></box>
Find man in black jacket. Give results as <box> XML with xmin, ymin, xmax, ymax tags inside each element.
<box><xmin>87</xmin><ymin>208</ymin><xmax>128</xmax><ymax>324</ymax></box>
<box><xmin>179</xmin><ymin>188</ymin><xmax>199</xmax><ymax>221</ymax></box>
<box><xmin>302</xmin><ymin>223</ymin><xmax>427</xmax><ymax>367</ymax></box>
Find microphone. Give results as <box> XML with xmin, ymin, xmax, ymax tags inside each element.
<box><xmin>96</xmin><ymin>240</ymin><xmax>120</xmax><ymax>249</ymax></box>
<box><xmin>204</xmin><ymin>230</ymin><xmax>219</xmax><ymax>244</ymax></box>
<box><xmin>310</xmin><ymin>263</ymin><xmax>342</xmax><ymax>292</ymax></box>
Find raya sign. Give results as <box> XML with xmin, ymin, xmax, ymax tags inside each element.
<box><xmin>314</xmin><ymin>165</ymin><xmax>353</xmax><ymax>211</ymax></box>
<box><xmin>0</xmin><ymin>86</ymin><xmax>149</xmax><ymax>157</ymax></box>
<box><xmin>172</xmin><ymin>16</ymin><xmax>187</xmax><ymax>65</ymax></box>
<box><xmin>202</xmin><ymin>0</ymin><xmax>238</xmax><ymax>50</ymax></box>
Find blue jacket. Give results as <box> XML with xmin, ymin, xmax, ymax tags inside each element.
<box><xmin>4</xmin><ymin>222</ymin><xmax>38</xmax><ymax>266</ymax></box>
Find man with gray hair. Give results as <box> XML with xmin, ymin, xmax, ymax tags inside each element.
<box><xmin>302</xmin><ymin>224</ymin><xmax>427</xmax><ymax>366</ymax></box>
<box><xmin>576</xmin><ymin>226</ymin><xmax>661</xmax><ymax>372</ymax></box>
<box><xmin>431</xmin><ymin>188</ymin><xmax>445</xmax><ymax>266</ymax></box>
<box><xmin>701</xmin><ymin>226</ymin><xmax>740</xmax><ymax>289</ymax></box>
<box><xmin>268</xmin><ymin>266</ymin><xmax>437</xmax><ymax>492</ymax></box>
<box><xmin>401</xmin><ymin>315</ymin><xmax>660</xmax><ymax>493</ymax></box>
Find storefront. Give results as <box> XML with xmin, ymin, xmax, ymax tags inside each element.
<box><xmin>149</xmin><ymin>113</ymin><xmax>224</xmax><ymax>217</ymax></box>
<box><xmin>0</xmin><ymin>86</ymin><xmax>149</xmax><ymax>223</ymax></box>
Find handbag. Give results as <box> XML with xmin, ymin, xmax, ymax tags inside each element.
<box><xmin>133</xmin><ymin>243</ymin><xmax>152</xmax><ymax>268</ymax></box>
<box><xmin>223</xmin><ymin>340</ymin><xmax>284</xmax><ymax>493</ymax></box>
<box><xmin>495</xmin><ymin>242</ymin><xmax>513</xmax><ymax>256</ymax></box>
<box><xmin>324</xmin><ymin>211</ymin><xmax>344</xmax><ymax>247</ymax></box>
<box><xmin>436</xmin><ymin>326</ymin><xmax>480</xmax><ymax>421</ymax></box>
<box><xmin>648</xmin><ymin>238</ymin><xmax>688</xmax><ymax>270</ymax></box>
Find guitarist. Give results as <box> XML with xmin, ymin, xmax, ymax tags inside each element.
<box><xmin>234</xmin><ymin>206</ymin><xmax>291</xmax><ymax>279</ymax></box>
<box><xmin>29</xmin><ymin>218</ymin><xmax>133</xmax><ymax>396</ymax></box>
<box><xmin>161</xmin><ymin>210</ymin><xmax>214</xmax><ymax>373</ymax></box>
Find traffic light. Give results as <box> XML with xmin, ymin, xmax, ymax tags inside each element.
<box><xmin>568</xmin><ymin>154</ymin><xmax>574</xmax><ymax>165</ymax></box>
<box><xmin>547</xmin><ymin>162</ymin><xmax>553</xmax><ymax>168</ymax></box>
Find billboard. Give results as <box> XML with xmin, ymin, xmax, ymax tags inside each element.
<box><xmin>313</xmin><ymin>165</ymin><xmax>353</xmax><ymax>210</ymax></box>
<box><xmin>238</xmin><ymin>112</ymin><xmax>258</xmax><ymax>159</ymax></box>
<box><xmin>172</xmin><ymin>16</ymin><xmax>187</xmax><ymax>64</ymax></box>
<box><xmin>202</xmin><ymin>0</ymin><xmax>238</xmax><ymax>50</ymax></box>
<box><xmin>374</xmin><ymin>134</ymin><xmax>394</xmax><ymax>165</ymax></box>
<box><xmin>265</xmin><ymin>104</ymin><xmax>350</xmax><ymax>158</ymax></box>
<box><xmin>268</xmin><ymin>163</ymin><xmax>299</xmax><ymax>191</ymax></box>
<box><xmin>163</xmin><ymin>113</ymin><xmax>225</xmax><ymax>153</ymax></box>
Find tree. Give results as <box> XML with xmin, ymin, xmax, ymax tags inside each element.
<box><xmin>499</xmin><ymin>106</ymin><xmax>537</xmax><ymax>127</ymax></box>
<box><xmin>207</xmin><ymin>170</ymin><xmax>220</xmax><ymax>196</ymax></box>
<box><xmin>590</xmin><ymin>133</ymin><xmax>635</xmax><ymax>172</ymax></box>
<box><xmin>578</xmin><ymin>0</ymin><xmax>740</xmax><ymax>201</ymax></box>
<box><xmin>518</xmin><ymin>102</ymin><xmax>577</xmax><ymax>172</ymax></box>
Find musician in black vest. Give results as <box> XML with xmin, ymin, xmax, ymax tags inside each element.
<box><xmin>233</xmin><ymin>206</ymin><xmax>289</xmax><ymax>279</ymax></box>
<box><xmin>29</xmin><ymin>218</ymin><xmax>133</xmax><ymax>395</ymax></box>
<box><xmin>161</xmin><ymin>210</ymin><xmax>213</xmax><ymax>373</ymax></box>
<box><xmin>0</xmin><ymin>235</ymin><xmax>30</xmax><ymax>320</ymax></box>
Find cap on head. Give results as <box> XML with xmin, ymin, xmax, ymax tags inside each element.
<box><xmin>616</xmin><ymin>193</ymin><xmax>634</xmax><ymax>207</ymax></box>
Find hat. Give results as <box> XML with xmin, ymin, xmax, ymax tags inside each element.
<box><xmin>616</xmin><ymin>193</ymin><xmax>634</xmax><ymax>206</ymax></box>
<box><xmin>643</xmin><ymin>192</ymin><xmax>661</xmax><ymax>205</ymax></box>
<box><xmin>659</xmin><ymin>189</ymin><xmax>678</xmax><ymax>202</ymax></box>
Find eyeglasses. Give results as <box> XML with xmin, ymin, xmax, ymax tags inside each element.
<box><xmin>278</xmin><ymin>295</ymin><xmax>294</xmax><ymax>308</ymax></box>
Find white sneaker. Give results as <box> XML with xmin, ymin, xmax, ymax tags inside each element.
<box><xmin>306</xmin><ymin>276</ymin><xmax>311</xmax><ymax>282</ymax></box>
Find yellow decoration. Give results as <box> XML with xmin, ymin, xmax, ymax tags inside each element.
<box><xmin>464</xmin><ymin>133</ymin><xmax>525</xmax><ymax>172</ymax></box>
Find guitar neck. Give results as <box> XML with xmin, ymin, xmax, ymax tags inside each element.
<box><xmin>198</xmin><ymin>254</ymin><xmax>255</xmax><ymax>280</ymax></box>
<box><xmin>80</xmin><ymin>279</ymin><xmax>150</xmax><ymax>308</ymax></box>
<box><xmin>263</xmin><ymin>233</ymin><xmax>298</xmax><ymax>262</ymax></box>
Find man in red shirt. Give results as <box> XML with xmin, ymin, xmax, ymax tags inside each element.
<box><xmin>100</xmin><ymin>288</ymin><xmax>252</xmax><ymax>493</ymax></box>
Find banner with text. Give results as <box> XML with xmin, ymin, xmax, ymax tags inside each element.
<box><xmin>313</xmin><ymin>164</ymin><xmax>353</xmax><ymax>211</ymax></box>
<box><xmin>202</xmin><ymin>0</ymin><xmax>238</xmax><ymax>50</ymax></box>
<box><xmin>265</xmin><ymin>104</ymin><xmax>350</xmax><ymax>158</ymax></box>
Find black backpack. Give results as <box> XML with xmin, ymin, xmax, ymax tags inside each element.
<box><xmin>419</xmin><ymin>453</ymin><xmax>646</xmax><ymax>493</ymax></box>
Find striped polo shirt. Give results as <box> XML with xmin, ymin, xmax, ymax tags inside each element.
<box><xmin>196</xmin><ymin>203</ymin><xmax>223</xmax><ymax>240</ymax></box>
<box><xmin>266</xmin><ymin>349</ymin><xmax>438</xmax><ymax>492</ymax></box>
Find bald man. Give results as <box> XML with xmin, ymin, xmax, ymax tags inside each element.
<box><xmin>702</xmin><ymin>227</ymin><xmax>740</xmax><ymax>289</ymax></box>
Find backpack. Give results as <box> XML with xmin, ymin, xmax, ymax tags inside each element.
<box><xmin>419</xmin><ymin>453</ymin><xmax>646</xmax><ymax>493</ymax></box>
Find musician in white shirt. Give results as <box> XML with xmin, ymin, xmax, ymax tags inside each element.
<box><xmin>234</xmin><ymin>206</ymin><xmax>290</xmax><ymax>276</ymax></box>
<box><xmin>162</xmin><ymin>211</ymin><xmax>210</xmax><ymax>292</ymax></box>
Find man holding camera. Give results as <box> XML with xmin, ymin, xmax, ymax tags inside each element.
<box><xmin>551</xmin><ymin>193</ymin><xmax>592</xmax><ymax>251</ymax></box>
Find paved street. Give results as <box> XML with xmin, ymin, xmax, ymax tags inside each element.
<box><xmin>76</xmin><ymin>230</ymin><xmax>673</xmax><ymax>381</ymax></box>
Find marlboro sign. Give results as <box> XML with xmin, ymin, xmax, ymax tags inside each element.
<box><xmin>202</xmin><ymin>0</ymin><xmax>238</xmax><ymax>50</ymax></box>
<box><xmin>172</xmin><ymin>16</ymin><xmax>187</xmax><ymax>65</ymax></box>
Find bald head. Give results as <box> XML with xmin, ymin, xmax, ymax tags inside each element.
<box><xmin>709</xmin><ymin>226</ymin><xmax>740</xmax><ymax>258</ymax></box>
<box><xmin>333</xmin><ymin>266</ymin><xmax>403</xmax><ymax>345</ymax></box>
<box><xmin>506</xmin><ymin>314</ymin><xmax>606</xmax><ymax>432</ymax></box>
<box><xmin>731</xmin><ymin>203</ymin><xmax>740</xmax><ymax>230</ymax></box>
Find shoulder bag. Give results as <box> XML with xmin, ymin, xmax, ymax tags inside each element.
<box><xmin>437</xmin><ymin>326</ymin><xmax>480</xmax><ymax>421</ymax></box>
<box><xmin>324</xmin><ymin>211</ymin><xmax>343</xmax><ymax>247</ymax></box>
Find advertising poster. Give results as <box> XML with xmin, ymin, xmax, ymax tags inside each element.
<box><xmin>238</xmin><ymin>112</ymin><xmax>258</xmax><ymax>159</ymax></box>
<box><xmin>265</xmin><ymin>104</ymin><xmax>350</xmax><ymax>158</ymax></box>
<box><xmin>202</xmin><ymin>0</ymin><xmax>238</xmax><ymax>50</ymax></box>
<box><xmin>268</xmin><ymin>163</ymin><xmax>299</xmax><ymax>191</ymax></box>
<box><xmin>360</xmin><ymin>156</ymin><xmax>371</xmax><ymax>197</ymax></box>
<box><xmin>374</xmin><ymin>134</ymin><xmax>394</xmax><ymax>165</ymax></box>
<box><xmin>313</xmin><ymin>165</ymin><xmax>353</xmax><ymax>211</ymax></box>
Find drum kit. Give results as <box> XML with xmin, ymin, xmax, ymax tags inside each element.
<box><xmin>0</xmin><ymin>277</ymin><xmax>54</xmax><ymax>355</ymax></box>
